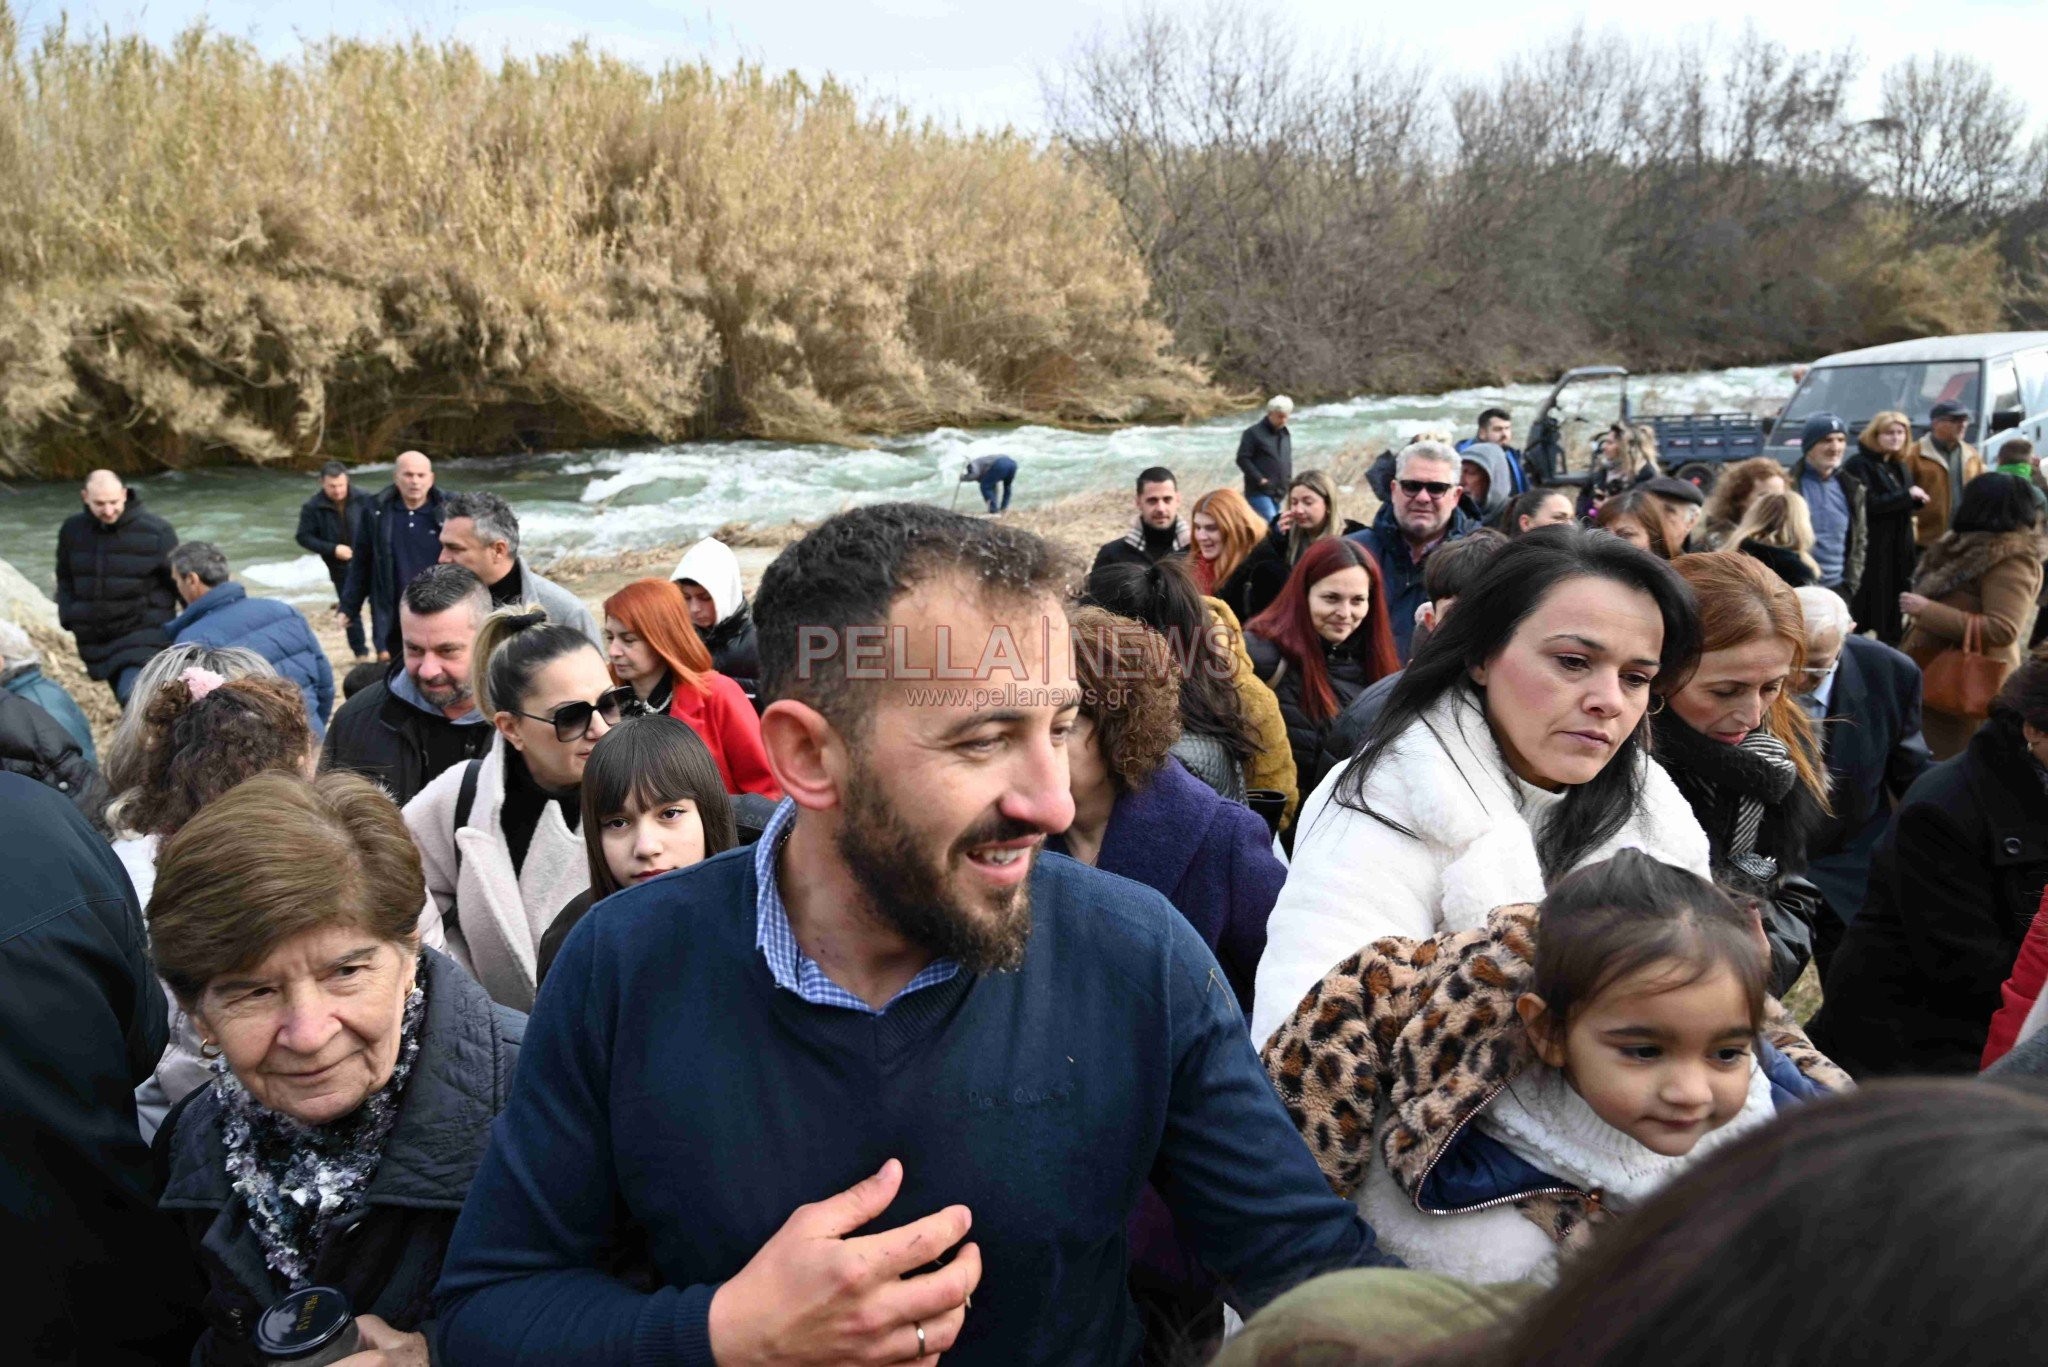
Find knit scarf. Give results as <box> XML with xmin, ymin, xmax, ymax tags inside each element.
<box><xmin>1653</xmin><ymin>713</ymin><xmax>1798</xmax><ymax>889</ymax></box>
<box><xmin>1123</xmin><ymin>514</ymin><xmax>1191</xmax><ymax>557</ymax></box>
<box><xmin>211</xmin><ymin>961</ymin><xmax>427</xmax><ymax>1288</ymax></box>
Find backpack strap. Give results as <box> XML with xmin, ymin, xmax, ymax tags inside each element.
<box><xmin>451</xmin><ymin>757</ymin><xmax>483</xmax><ymax>884</ymax></box>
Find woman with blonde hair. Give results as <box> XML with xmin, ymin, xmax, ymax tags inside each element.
<box><xmin>1655</xmin><ymin>552</ymin><xmax>1832</xmax><ymax>992</ymax></box>
<box><xmin>1189</xmin><ymin>487</ymin><xmax>1268</xmax><ymax>613</ymax></box>
<box><xmin>1846</xmin><ymin>409</ymin><xmax>1929</xmax><ymax>643</ymax></box>
<box><xmin>1728</xmin><ymin>490</ymin><xmax>1822</xmax><ymax>587</ymax></box>
<box><xmin>1699</xmin><ymin>457</ymin><xmax>1792</xmax><ymax>549</ymax></box>
<box><xmin>1582</xmin><ymin>422</ymin><xmax>1664</xmax><ymax>511</ymax></box>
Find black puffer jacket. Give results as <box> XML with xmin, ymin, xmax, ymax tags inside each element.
<box><xmin>1810</xmin><ymin>716</ymin><xmax>2048</xmax><ymax>1078</ymax></box>
<box><xmin>1652</xmin><ymin>711</ymin><xmax>1829</xmax><ymax>995</ymax></box>
<box><xmin>703</xmin><ymin>607</ymin><xmax>761</xmax><ymax>708</ymax></box>
<box><xmin>1245</xmin><ymin>631</ymin><xmax>1372</xmax><ymax>798</ymax></box>
<box><xmin>0</xmin><ymin>688</ymin><xmax>109</xmax><ymax>831</ymax></box>
<box><xmin>54</xmin><ymin>490</ymin><xmax>180</xmax><ymax>680</ymax></box>
<box><xmin>155</xmin><ymin>949</ymin><xmax>524</xmax><ymax>1366</ymax></box>
<box><xmin>320</xmin><ymin>674</ymin><xmax>492</xmax><ymax>810</ymax></box>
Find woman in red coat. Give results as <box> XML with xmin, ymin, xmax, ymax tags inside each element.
<box><xmin>602</xmin><ymin>579</ymin><xmax>781</xmax><ymax>798</ymax></box>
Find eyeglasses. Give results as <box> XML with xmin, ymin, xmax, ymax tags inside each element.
<box><xmin>1397</xmin><ymin>479</ymin><xmax>1455</xmax><ymax>499</ymax></box>
<box><xmin>512</xmin><ymin>685</ymin><xmax>634</xmax><ymax>742</ymax></box>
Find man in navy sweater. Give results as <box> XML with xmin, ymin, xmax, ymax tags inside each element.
<box><xmin>435</xmin><ymin>503</ymin><xmax>1389</xmax><ymax>1365</ymax></box>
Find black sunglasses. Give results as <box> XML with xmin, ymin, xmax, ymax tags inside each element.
<box><xmin>512</xmin><ymin>685</ymin><xmax>634</xmax><ymax>742</ymax></box>
<box><xmin>1397</xmin><ymin>479</ymin><xmax>1455</xmax><ymax>498</ymax></box>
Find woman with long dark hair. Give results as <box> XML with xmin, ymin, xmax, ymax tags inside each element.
<box><xmin>1084</xmin><ymin>558</ymin><xmax>1264</xmax><ymax>802</ymax></box>
<box><xmin>1249</xmin><ymin>525</ymin><xmax>1712</xmax><ymax>1046</ymax></box>
<box><xmin>1245</xmin><ymin>538</ymin><xmax>1400</xmax><ymax>798</ymax></box>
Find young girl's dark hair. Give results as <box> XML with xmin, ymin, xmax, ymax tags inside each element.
<box><xmin>1248</xmin><ymin>1080</ymin><xmax>2048</xmax><ymax>1367</ymax></box>
<box><xmin>1082</xmin><ymin>557</ymin><xmax>1258</xmax><ymax>768</ymax></box>
<box><xmin>578</xmin><ymin>715</ymin><xmax>737</xmax><ymax>897</ymax></box>
<box><xmin>472</xmin><ymin>606</ymin><xmax>600</xmax><ymax>717</ymax></box>
<box><xmin>1530</xmin><ymin>850</ymin><xmax>1768</xmax><ymax>1040</ymax></box>
<box><xmin>1334</xmin><ymin>525</ymin><xmax>1701</xmax><ymax>880</ymax></box>
<box><xmin>1952</xmin><ymin>470</ymin><xmax>2043</xmax><ymax>535</ymax></box>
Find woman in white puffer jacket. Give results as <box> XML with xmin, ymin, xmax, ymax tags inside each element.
<box><xmin>1250</xmin><ymin>526</ymin><xmax>1715</xmax><ymax>1047</ymax></box>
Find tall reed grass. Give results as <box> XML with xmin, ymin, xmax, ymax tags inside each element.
<box><xmin>0</xmin><ymin>7</ymin><xmax>1213</xmax><ymax>477</ymax></box>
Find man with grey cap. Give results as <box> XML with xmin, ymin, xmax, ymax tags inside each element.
<box><xmin>1236</xmin><ymin>397</ymin><xmax>1294</xmax><ymax>521</ymax></box>
<box><xmin>1908</xmin><ymin>399</ymin><xmax>1984</xmax><ymax>550</ymax></box>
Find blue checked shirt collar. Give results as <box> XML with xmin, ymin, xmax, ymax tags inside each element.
<box><xmin>753</xmin><ymin>799</ymin><xmax>960</xmax><ymax>1015</ymax></box>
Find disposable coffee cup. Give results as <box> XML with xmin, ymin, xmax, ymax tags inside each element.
<box><xmin>252</xmin><ymin>1285</ymin><xmax>362</xmax><ymax>1367</ymax></box>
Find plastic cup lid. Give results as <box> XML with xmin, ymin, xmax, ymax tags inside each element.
<box><xmin>252</xmin><ymin>1285</ymin><xmax>354</xmax><ymax>1356</ymax></box>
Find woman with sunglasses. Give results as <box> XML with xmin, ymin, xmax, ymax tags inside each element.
<box><xmin>407</xmin><ymin>606</ymin><xmax>627</xmax><ymax>1010</ymax></box>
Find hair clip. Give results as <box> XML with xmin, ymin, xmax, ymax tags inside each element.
<box><xmin>179</xmin><ymin>666</ymin><xmax>227</xmax><ymax>701</ymax></box>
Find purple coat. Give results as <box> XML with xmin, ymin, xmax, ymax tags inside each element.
<box><xmin>1051</xmin><ymin>756</ymin><xmax>1288</xmax><ymax>1329</ymax></box>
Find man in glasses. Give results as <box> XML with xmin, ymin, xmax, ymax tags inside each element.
<box><xmin>1347</xmin><ymin>439</ymin><xmax>1475</xmax><ymax>661</ymax></box>
<box><xmin>1791</xmin><ymin>586</ymin><xmax>1930</xmax><ymax>978</ymax></box>
<box><xmin>322</xmin><ymin>565</ymin><xmax>495</xmax><ymax>807</ymax></box>
<box><xmin>438</xmin><ymin>502</ymin><xmax>1392</xmax><ymax>1366</ymax></box>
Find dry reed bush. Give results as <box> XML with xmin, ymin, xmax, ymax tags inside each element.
<box><xmin>0</xmin><ymin>9</ymin><xmax>1212</xmax><ymax>477</ymax></box>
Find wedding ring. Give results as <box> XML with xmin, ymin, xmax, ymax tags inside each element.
<box><xmin>916</xmin><ymin>1322</ymin><xmax>927</xmax><ymax>1357</ymax></box>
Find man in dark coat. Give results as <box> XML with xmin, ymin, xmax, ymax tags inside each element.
<box><xmin>0</xmin><ymin>688</ymin><xmax>110</xmax><ymax>831</ymax></box>
<box><xmin>1346</xmin><ymin>441</ymin><xmax>1474</xmax><ymax>662</ymax></box>
<box><xmin>323</xmin><ymin>565</ymin><xmax>492</xmax><ymax>808</ymax></box>
<box><xmin>167</xmin><ymin>541</ymin><xmax>336</xmax><ymax>738</ymax></box>
<box><xmin>296</xmin><ymin>459</ymin><xmax>371</xmax><ymax>660</ymax></box>
<box><xmin>1235</xmin><ymin>399</ymin><xmax>1294</xmax><ymax>521</ymax></box>
<box><xmin>1792</xmin><ymin>588</ymin><xmax>1931</xmax><ymax>976</ymax></box>
<box><xmin>338</xmin><ymin>450</ymin><xmax>445</xmax><ymax>661</ymax></box>
<box><xmin>1093</xmin><ymin>466</ymin><xmax>1191</xmax><ymax>573</ymax></box>
<box><xmin>54</xmin><ymin>469</ymin><xmax>179</xmax><ymax>704</ymax></box>
<box><xmin>0</xmin><ymin>773</ymin><xmax>204</xmax><ymax>1363</ymax></box>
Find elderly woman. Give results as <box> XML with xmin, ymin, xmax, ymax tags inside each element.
<box><xmin>150</xmin><ymin>771</ymin><xmax>523</xmax><ymax>1367</ymax></box>
<box><xmin>1050</xmin><ymin>605</ymin><xmax>1287</xmax><ymax>1364</ymax></box>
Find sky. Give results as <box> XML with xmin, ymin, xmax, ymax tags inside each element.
<box><xmin>16</xmin><ymin>0</ymin><xmax>2048</xmax><ymax>132</ymax></box>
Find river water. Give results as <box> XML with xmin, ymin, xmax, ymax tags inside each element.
<box><xmin>0</xmin><ymin>364</ymin><xmax>1793</xmax><ymax>603</ymax></box>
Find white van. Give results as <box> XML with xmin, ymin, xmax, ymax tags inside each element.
<box><xmin>1765</xmin><ymin>331</ymin><xmax>2048</xmax><ymax>464</ymax></box>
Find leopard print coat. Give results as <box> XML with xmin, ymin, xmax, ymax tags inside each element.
<box><xmin>1262</xmin><ymin>904</ymin><xmax>1850</xmax><ymax>1249</ymax></box>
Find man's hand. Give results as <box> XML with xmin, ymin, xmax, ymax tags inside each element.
<box><xmin>331</xmin><ymin>1315</ymin><xmax>428</xmax><ymax>1367</ymax></box>
<box><xmin>330</xmin><ymin>608</ymin><xmax>354</xmax><ymax>626</ymax></box>
<box><xmin>335</xmin><ymin>544</ymin><xmax>354</xmax><ymax>562</ymax></box>
<box><xmin>708</xmin><ymin>1159</ymin><xmax>981</xmax><ymax>1366</ymax></box>
<box><xmin>1910</xmin><ymin>485</ymin><xmax>1930</xmax><ymax>505</ymax></box>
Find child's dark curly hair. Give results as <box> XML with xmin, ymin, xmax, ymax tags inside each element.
<box><xmin>125</xmin><ymin>674</ymin><xmax>314</xmax><ymax>838</ymax></box>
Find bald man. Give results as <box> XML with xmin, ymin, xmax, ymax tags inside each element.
<box><xmin>55</xmin><ymin>470</ymin><xmax>180</xmax><ymax>704</ymax></box>
<box><xmin>337</xmin><ymin>450</ymin><xmax>446</xmax><ymax>660</ymax></box>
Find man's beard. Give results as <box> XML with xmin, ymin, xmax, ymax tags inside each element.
<box><xmin>412</xmin><ymin>669</ymin><xmax>472</xmax><ymax>712</ymax></box>
<box><xmin>834</xmin><ymin>761</ymin><xmax>1037</xmax><ymax>975</ymax></box>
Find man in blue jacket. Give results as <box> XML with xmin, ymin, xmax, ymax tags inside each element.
<box><xmin>338</xmin><ymin>450</ymin><xmax>444</xmax><ymax>660</ymax></box>
<box><xmin>435</xmin><ymin>502</ymin><xmax>1390</xmax><ymax>1367</ymax></box>
<box><xmin>1347</xmin><ymin>440</ymin><xmax>1474</xmax><ymax>662</ymax></box>
<box><xmin>1454</xmin><ymin>407</ymin><xmax>1528</xmax><ymax>495</ymax></box>
<box><xmin>166</xmin><ymin>541</ymin><xmax>335</xmax><ymax>736</ymax></box>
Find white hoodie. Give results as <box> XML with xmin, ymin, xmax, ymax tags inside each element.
<box><xmin>670</xmin><ymin>537</ymin><xmax>746</xmax><ymax>627</ymax></box>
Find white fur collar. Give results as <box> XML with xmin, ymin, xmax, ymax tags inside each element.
<box><xmin>1478</xmin><ymin>1063</ymin><xmax>1776</xmax><ymax>1209</ymax></box>
<box><xmin>1372</xmin><ymin>689</ymin><xmax>1712</xmax><ymax>932</ymax></box>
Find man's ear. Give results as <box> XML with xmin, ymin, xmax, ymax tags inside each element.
<box><xmin>1517</xmin><ymin>992</ymin><xmax>1569</xmax><ymax>1069</ymax></box>
<box><xmin>760</xmin><ymin>699</ymin><xmax>846</xmax><ymax>812</ymax></box>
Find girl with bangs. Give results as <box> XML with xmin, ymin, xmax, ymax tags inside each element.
<box><xmin>601</xmin><ymin>578</ymin><xmax>780</xmax><ymax>798</ymax></box>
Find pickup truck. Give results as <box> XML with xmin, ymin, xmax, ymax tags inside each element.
<box><xmin>1523</xmin><ymin>366</ymin><xmax>1771</xmax><ymax>489</ymax></box>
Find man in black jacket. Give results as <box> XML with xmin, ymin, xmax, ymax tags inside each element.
<box><xmin>1092</xmin><ymin>467</ymin><xmax>1190</xmax><ymax>573</ymax></box>
<box><xmin>54</xmin><ymin>470</ymin><xmax>180</xmax><ymax>704</ymax></box>
<box><xmin>296</xmin><ymin>459</ymin><xmax>371</xmax><ymax>660</ymax></box>
<box><xmin>1792</xmin><ymin>587</ymin><xmax>1932</xmax><ymax>975</ymax></box>
<box><xmin>322</xmin><ymin>564</ymin><xmax>493</xmax><ymax>807</ymax></box>
<box><xmin>0</xmin><ymin>773</ymin><xmax>204</xmax><ymax>1363</ymax></box>
<box><xmin>1235</xmin><ymin>398</ymin><xmax>1293</xmax><ymax>521</ymax></box>
<box><xmin>0</xmin><ymin>688</ymin><xmax>109</xmax><ymax>832</ymax></box>
<box><xmin>338</xmin><ymin>450</ymin><xmax>445</xmax><ymax>661</ymax></box>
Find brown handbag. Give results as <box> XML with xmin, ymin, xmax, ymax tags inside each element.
<box><xmin>1922</xmin><ymin>613</ymin><xmax>2009</xmax><ymax>717</ymax></box>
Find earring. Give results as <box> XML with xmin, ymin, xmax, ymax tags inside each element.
<box><xmin>199</xmin><ymin>1039</ymin><xmax>222</xmax><ymax>1060</ymax></box>
<box><xmin>1646</xmin><ymin>694</ymin><xmax>1667</xmax><ymax>715</ymax></box>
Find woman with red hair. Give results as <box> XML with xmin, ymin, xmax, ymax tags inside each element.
<box><xmin>602</xmin><ymin>579</ymin><xmax>780</xmax><ymax>797</ymax></box>
<box><xmin>1245</xmin><ymin>538</ymin><xmax>1400</xmax><ymax>805</ymax></box>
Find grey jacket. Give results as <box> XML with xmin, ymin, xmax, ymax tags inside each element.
<box><xmin>515</xmin><ymin>562</ymin><xmax>603</xmax><ymax>650</ymax></box>
<box><xmin>156</xmin><ymin>949</ymin><xmax>524</xmax><ymax>1365</ymax></box>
